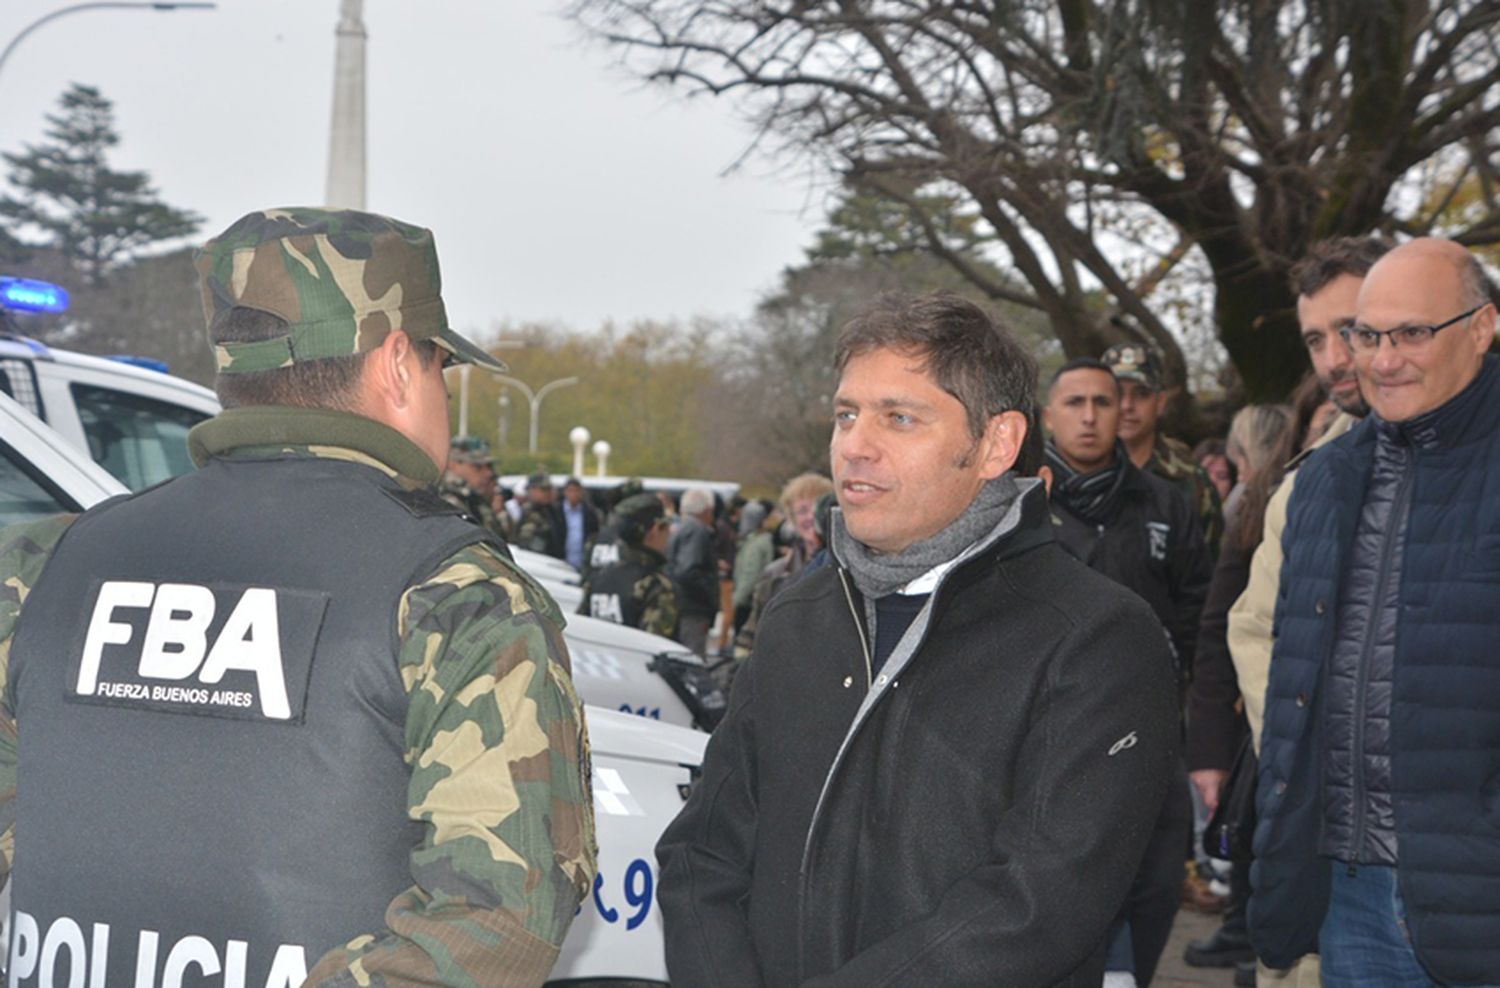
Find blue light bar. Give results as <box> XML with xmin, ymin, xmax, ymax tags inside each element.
<box><xmin>0</xmin><ymin>277</ymin><xmax>70</xmax><ymax>314</ymax></box>
<box><xmin>107</xmin><ymin>355</ymin><xmax>171</xmax><ymax>374</ymax></box>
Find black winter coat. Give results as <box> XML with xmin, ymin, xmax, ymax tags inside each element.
<box><xmin>1050</xmin><ymin>458</ymin><xmax>1213</xmax><ymax>678</ymax></box>
<box><xmin>656</xmin><ymin>484</ymin><xmax>1179</xmax><ymax>987</ymax></box>
<box><xmin>668</xmin><ymin>514</ymin><xmax>720</xmax><ymax>616</ymax></box>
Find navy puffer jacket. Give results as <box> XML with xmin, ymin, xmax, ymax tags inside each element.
<box><xmin>1250</xmin><ymin>355</ymin><xmax>1500</xmax><ymax>984</ymax></box>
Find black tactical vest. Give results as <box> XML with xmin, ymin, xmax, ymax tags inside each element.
<box><xmin>6</xmin><ymin>454</ymin><xmax>498</xmax><ymax>988</ymax></box>
<box><xmin>585</xmin><ymin>548</ymin><xmax>660</xmax><ymax>629</ymax></box>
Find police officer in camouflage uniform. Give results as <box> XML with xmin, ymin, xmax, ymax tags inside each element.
<box><xmin>1103</xmin><ymin>343</ymin><xmax>1225</xmax><ymax>554</ymax></box>
<box><xmin>440</xmin><ymin>434</ymin><xmax>512</xmax><ymax>541</ymax></box>
<box><xmin>576</xmin><ymin>493</ymin><xmax>679</xmax><ymax>640</ymax></box>
<box><xmin>516</xmin><ymin>472</ymin><xmax>566</xmax><ymax>558</ymax></box>
<box><xmin>0</xmin><ymin>208</ymin><xmax>595</xmax><ymax>988</ymax></box>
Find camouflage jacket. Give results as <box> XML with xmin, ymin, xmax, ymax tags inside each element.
<box><xmin>0</xmin><ymin>407</ymin><xmax>596</xmax><ymax>988</ymax></box>
<box><xmin>516</xmin><ymin>503</ymin><xmax>562</xmax><ymax>557</ymax></box>
<box><xmin>577</xmin><ymin>543</ymin><xmax>680</xmax><ymax>640</ymax></box>
<box><xmin>1147</xmin><ymin>436</ymin><xmax>1225</xmax><ymax>556</ymax></box>
<box><xmin>439</xmin><ymin>472</ymin><xmax>513</xmax><ymax>543</ymax></box>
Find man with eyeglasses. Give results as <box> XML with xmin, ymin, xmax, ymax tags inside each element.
<box><xmin>1251</xmin><ymin>238</ymin><xmax>1500</xmax><ymax>988</ymax></box>
<box><xmin>1224</xmin><ymin>235</ymin><xmax>1390</xmax><ymax>988</ymax></box>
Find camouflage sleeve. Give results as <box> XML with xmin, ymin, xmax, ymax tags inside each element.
<box><xmin>636</xmin><ymin>572</ymin><xmax>679</xmax><ymax>641</ymax></box>
<box><xmin>516</xmin><ymin>511</ymin><xmax>548</xmax><ymax>554</ymax></box>
<box><xmin>1194</xmin><ymin>465</ymin><xmax>1225</xmax><ymax>556</ymax></box>
<box><xmin>0</xmin><ymin>515</ymin><xmax>77</xmax><ymax>881</ymax></box>
<box><xmin>305</xmin><ymin>541</ymin><xmax>597</xmax><ymax>988</ymax></box>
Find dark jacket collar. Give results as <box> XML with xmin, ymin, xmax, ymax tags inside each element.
<box><xmin>1370</xmin><ymin>354</ymin><xmax>1497</xmax><ymax>451</ymax></box>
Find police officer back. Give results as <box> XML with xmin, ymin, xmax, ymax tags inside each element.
<box><xmin>577</xmin><ymin>493</ymin><xmax>679</xmax><ymax>639</ymax></box>
<box><xmin>0</xmin><ymin>208</ymin><xmax>595</xmax><ymax>988</ymax></box>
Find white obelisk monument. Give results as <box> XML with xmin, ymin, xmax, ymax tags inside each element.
<box><xmin>324</xmin><ymin>0</ymin><xmax>366</xmax><ymax>209</ymax></box>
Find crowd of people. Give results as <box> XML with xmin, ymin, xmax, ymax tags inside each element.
<box><xmin>1</xmin><ymin>202</ymin><xmax>1496</xmax><ymax>988</ymax></box>
<box><xmin>479</xmin><ymin>233</ymin><xmax>1500</xmax><ymax>988</ymax></box>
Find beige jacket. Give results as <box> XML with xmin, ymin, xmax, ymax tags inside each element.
<box><xmin>1228</xmin><ymin>412</ymin><xmax>1357</xmax><ymax>751</ymax></box>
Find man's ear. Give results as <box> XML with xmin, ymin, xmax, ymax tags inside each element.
<box><xmin>355</xmin><ymin>330</ymin><xmax>418</xmax><ymax>423</ymax></box>
<box><xmin>363</xmin><ymin>331</ymin><xmax>416</xmax><ymax>406</ymax></box>
<box><xmin>978</xmin><ymin>410</ymin><xmax>1028</xmax><ymax>480</ymax></box>
<box><xmin>1468</xmin><ymin>302</ymin><xmax>1497</xmax><ymax>357</ymax></box>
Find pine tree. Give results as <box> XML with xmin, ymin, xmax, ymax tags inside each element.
<box><xmin>0</xmin><ymin>83</ymin><xmax>200</xmax><ymax>285</ymax></box>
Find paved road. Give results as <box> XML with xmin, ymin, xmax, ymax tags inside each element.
<box><xmin>1155</xmin><ymin>907</ymin><xmax>1239</xmax><ymax>987</ymax></box>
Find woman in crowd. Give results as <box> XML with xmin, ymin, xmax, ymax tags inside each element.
<box><xmin>1181</xmin><ymin>403</ymin><xmax>1298</xmax><ymax>976</ymax></box>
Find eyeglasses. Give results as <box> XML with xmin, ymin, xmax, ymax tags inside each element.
<box><xmin>1340</xmin><ymin>304</ymin><xmax>1487</xmax><ymax>352</ymax></box>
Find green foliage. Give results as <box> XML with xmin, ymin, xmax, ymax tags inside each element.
<box><xmin>0</xmin><ymin>83</ymin><xmax>201</xmax><ymax>286</ymax></box>
<box><xmin>449</xmin><ymin>320</ymin><xmax>718</xmax><ymax>479</ymax></box>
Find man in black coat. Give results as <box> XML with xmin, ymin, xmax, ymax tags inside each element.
<box><xmin>656</xmin><ymin>292</ymin><xmax>1179</xmax><ymax>987</ymax></box>
<box><xmin>1040</xmin><ymin>356</ymin><xmax>1212</xmax><ymax>987</ymax></box>
<box><xmin>1042</xmin><ymin>358</ymin><xmax>1212</xmax><ymax>680</ymax></box>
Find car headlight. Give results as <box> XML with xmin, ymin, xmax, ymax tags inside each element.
<box><xmin>649</xmin><ymin>653</ymin><xmax>728</xmax><ymax>731</ymax></box>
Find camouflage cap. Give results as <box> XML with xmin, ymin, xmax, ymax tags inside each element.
<box><xmin>1102</xmin><ymin>342</ymin><xmax>1162</xmax><ymax>391</ymax></box>
<box><xmin>449</xmin><ymin>434</ymin><xmax>495</xmax><ymax>465</ymax></box>
<box><xmin>615</xmin><ymin>493</ymin><xmax>665</xmax><ymax>530</ymax></box>
<box><xmin>195</xmin><ymin>207</ymin><xmax>507</xmax><ymax>375</ymax></box>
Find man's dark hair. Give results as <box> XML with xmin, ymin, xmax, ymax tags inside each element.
<box><xmin>834</xmin><ymin>291</ymin><xmax>1037</xmax><ymax>442</ymax></box>
<box><xmin>1046</xmin><ymin>356</ymin><xmax>1120</xmax><ymax>396</ymax></box>
<box><xmin>1015</xmin><ymin>411</ymin><xmax>1045</xmax><ymax>477</ymax></box>
<box><xmin>1288</xmin><ymin>236</ymin><xmax>1395</xmax><ymax>298</ymax></box>
<box><xmin>212</xmin><ymin>306</ymin><xmax>439</xmax><ymax>410</ymax></box>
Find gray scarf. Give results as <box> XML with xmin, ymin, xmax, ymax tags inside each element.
<box><xmin>831</xmin><ymin>472</ymin><xmax>1024</xmax><ymax>600</ymax></box>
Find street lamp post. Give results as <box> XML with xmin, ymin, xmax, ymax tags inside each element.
<box><xmin>494</xmin><ymin>375</ymin><xmax>579</xmax><ymax>456</ymax></box>
<box><xmin>0</xmin><ymin>3</ymin><xmax>217</xmax><ymax>85</ymax></box>
<box><xmin>453</xmin><ymin>364</ymin><xmax>472</xmax><ymax>436</ymax></box>
<box><xmin>569</xmin><ymin>427</ymin><xmax>591</xmax><ymax>478</ymax></box>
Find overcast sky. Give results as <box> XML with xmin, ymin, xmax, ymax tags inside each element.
<box><xmin>1</xmin><ymin>0</ymin><xmax>826</xmax><ymax>339</ymax></box>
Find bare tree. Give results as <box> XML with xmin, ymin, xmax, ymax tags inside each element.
<box><xmin>570</xmin><ymin>0</ymin><xmax>1500</xmax><ymax>398</ymax></box>
<box><xmin>705</xmin><ymin>187</ymin><xmax>1057</xmax><ymax>483</ymax></box>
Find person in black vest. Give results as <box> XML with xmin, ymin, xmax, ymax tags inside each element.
<box><xmin>0</xmin><ymin>208</ymin><xmax>595</xmax><ymax>988</ymax></box>
<box><xmin>655</xmin><ymin>291</ymin><xmax>1178</xmax><ymax>985</ymax></box>
<box><xmin>577</xmin><ymin>492</ymin><xmax>678</xmax><ymax>639</ymax></box>
<box><xmin>1252</xmin><ymin>238</ymin><xmax>1500</xmax><ymax>987</ymax></box>
<box><xmin>1042</xmin><ymin>356</ymin><xmax>1212</xmax><ymax>988</ymax></box>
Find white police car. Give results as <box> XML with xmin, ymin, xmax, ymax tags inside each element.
<box><xmin>0</xmin><ymin>333</ymin><xmax>218</xmax><ymax>492</ymax></box>
<box><xmin>0</xmin><ymin>393</ymin><xmax>703</xmax><ymax>985</ymax></box>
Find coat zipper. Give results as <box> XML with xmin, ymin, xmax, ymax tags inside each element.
<box><xmin>838</xmin><ymin>568</ymin><xmax>874</xmax><ymax>689</ymax></box>
<box><xmin>793</xmin><ymin>569</ymin><xmax>893</xmax><ymax>978</ymax></box>
<box><xmin>1350</xmin><ymin>445</ymin><xmax>1413</xmax><ymax>863</ymax></box>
